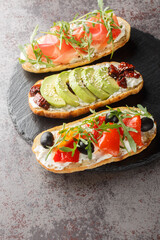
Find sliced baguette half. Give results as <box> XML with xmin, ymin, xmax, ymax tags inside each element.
<box><xmin>22</xmin><ymin>17</ymin><xmax>130</xmax><ymax>73</ymax></box>
<box><xmin>28</xmin><ymin>61</ymin><xmax>143</xmax><ymax>118</ymax></box>
<box><xmin>32</xmin><ymin>107</ymin><xmax>157</xmax><ymax>173</ymax></box>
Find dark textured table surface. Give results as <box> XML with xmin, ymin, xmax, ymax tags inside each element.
<box><xmin>1</xmin><ymin>0</ymin><xmax>160</xmax><ymax>239</ymax></box>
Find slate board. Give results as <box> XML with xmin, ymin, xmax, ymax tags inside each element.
<box><xmin>7</xmin><ymin>28</ymin><xmax>160</xmax><ymax>171</ymax></box>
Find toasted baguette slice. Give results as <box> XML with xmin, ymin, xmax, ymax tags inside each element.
<box><xmin>28</xmin><ymin>61</ymin><xmax>143</xmax><ymax>118</ymax></box>
<box><xmin>22</xmin><ymin>17</ymin><xmax>130</xmax><ymax>73</ymax></box>
<box><xmin>32</xmin><ymin>107</ymin><xmax>157</xmax><ymax>173</ymax></box>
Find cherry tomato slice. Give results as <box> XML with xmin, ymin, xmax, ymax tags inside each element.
<box><xmin>98</xmin><ymin>116</ymin><xmax>106</xmax><ymax>126</ymax></box>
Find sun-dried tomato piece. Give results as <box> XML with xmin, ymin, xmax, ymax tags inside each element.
<box><xmin>108</xmin><ymin>62</ymin><xmax>140</xmax><ymax>89</ymax></box>
<box><xmin>29</xmin><ymin>83</ymin><xmax>41</xmax><ymax>97</ymax></box>
<box><xmin>123</xmin><ymin>70</ymin><xmax>140</xmax><ymax>78</ymax></box>
<box><xmin>133</xmin><ymin>72</ymin><xmax>140</xmax><ymax>78</ymax></box>
<box><xmin>117</xmin><ymin>76</ymin><xmax>127</xmax><ymax>88</ymax></box>
<box><xmin>118</xmin><ymin>62</ymin><xmax>135</xmax><ymax>71</ymax></box>
<box><xmin>33</xmin><ymin>93</ymin><xmax>50</xmax><ymax>110</ymax></box>
<box><xmin>108</xmin><ymin>64</ymin><xmax>119</xmax><ymax>79</ymax></box>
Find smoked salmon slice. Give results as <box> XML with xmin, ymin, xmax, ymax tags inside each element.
<box><xmin>26</xmin><ymin>14</ymin><xmax>122</xmax><ymax>64</ymax></box>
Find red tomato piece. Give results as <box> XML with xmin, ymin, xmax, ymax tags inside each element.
<box><xmin>91</xmin><ymin>117</ymin><xmax>104</xmax><ymax>142</ymax></box>
<box><xmin>92</xmin><ymin>129</ymin><xmax>100</xmax><ymax>142</ymax></box>
<box><xmin>123</xmin><ymin>115</ymin><xmax>143</xmax><ymax>146</ymax></box>
<box><xmin>53</xmin><ymin>140</ymin><xmax>79</xmax><ymax>163</ymax></box>
<box><xmin>91</xmin><ymin>123</ymin><xmax>98</xmax><ymax>142</ymax></box>
<box><xmin>98</xmin><ymin>116</ymin><xmax>106</xmax><ymax>126</ymax></box>
<box><xmin>119</xmin><ymin>127</ymin><xmax>124</xmax><ymax>137</ymax></box>
<box><xmin>98</xmin><ymin>127</ymin><xmax>120</xmax><ymax>157</ymax></box>
<box><xmin>91</xmin><ymin>116</ymin><xmax>107</xmax><ymax>142</ymax></box>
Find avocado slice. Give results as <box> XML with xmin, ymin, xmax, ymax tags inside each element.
<box><xmin>55</xmin><ymin>71</ymin><xmax>79</xmax><ymax>107</ymax></box>
<box><xmin>81</xmin><ymin>68</ymin><xmax>110</xmax><ymax>100</ymax></box>
<box><xmin>94</xmin><ymin>67</ymin><xmax>119</xmax><ymax>94</ymax></box>
<box><xmin>69</xmin><ymin>68</ymin><xmax>96</xmax><ymax>103</ymax></box>
<box><xmin>40</xmin><ymin>75</ymin><xmax>66</xmax><ymax>108</ymax></box>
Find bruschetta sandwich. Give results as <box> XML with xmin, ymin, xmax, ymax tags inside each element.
<box><xmin>29</xmin><ymin>61</ymin><xmax>143</xmax><ymax>118</ymax></box>
<box><xmin>19</xmin><ymin>0</ymin><xmax>131</xmax><ymax>73</ymax></box>
<box><xmin>32</xmin><ymin>105</ymin><xmax>157</xmax><ymax>173</ymax></box>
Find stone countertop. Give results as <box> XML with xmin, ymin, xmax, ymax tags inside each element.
<box><xmin>1</xmin><ymin>0</ymin><xmax>160</xmax><ymax>239</ymax></box>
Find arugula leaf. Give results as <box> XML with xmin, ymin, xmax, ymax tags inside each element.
<box><xmin>83</xmin><ymin>23</ymin><xmax>89</xmax><ymax>33</ymax></box>
<box><xmin>73</xmin><ymin>13</ymin><xmax>79</xmax><ymax>21</ymax></box>
<box><xmin>79</xmin><ymin>138</ymin><xmax>88</xmax><ymax>145</ymax></box>
<box><xmin>30</xmin><ymin>25</ymin><xmax>39</xmax><ymax>44</ymax></box>
<box><xmin>137</xmin><ymin>104</ymin><xmax>152</xmax><ymax>117</ymax></box>
<box><xmin>86</xmin><ymin>140</ymin><xmax>92</xmax><ymax>159</ymax></box>
<box><xmin>72</xmin><ymin>142</ymin><xmax>78</xmax><ymax>156</ymax></box>
<box><xmin>59</xmin><ymin>146</ymin><xmax>73</xmax><ymax>152</ymax></box>
<box><xmin>98</xmin><ymin>0</ymin><xmax>104</xmax><ymax>12</ymax></box>
<box><xmin>18</xmin><ymin>58</ymin><xmax>26</xmax><ymax>64</ymax></box>
<box><xmin>119</xmin><ymin>116</ymin><xmax>137</xmax><ymax>152</ymax></box>
<box><xmin>98</xmin><ymin>121</ymin><xmax>121</xmax><ymax>131</ymax></box>
<box><xmin>125</xmin><ymin>104</ymin><xmax>152</xmax><ymax>118</ymax></box>
<box><xmin>19</xmin><ymin>45</ymin><xmax>27</xmax><ymax>57</ymax></box>
<box><xmin>89</xmin><ymin>108</ymin><xmax>96</xmax><ymax>114</ymax></box>
<box><xmin>104</xmin><ymin>8</ymin><xmax>113</xmax><ymax>14</ymax></box>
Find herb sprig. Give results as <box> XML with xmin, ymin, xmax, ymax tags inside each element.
<box><xmin>45</xmin><ymin>104</ymin><xmax>151</xmax><ymax>161</ymax></box>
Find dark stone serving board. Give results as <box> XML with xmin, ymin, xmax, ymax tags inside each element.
<box><xmin>7</xmin><ymin>28</ymin><xmax>160</xmax><ymax>172</ymax></box>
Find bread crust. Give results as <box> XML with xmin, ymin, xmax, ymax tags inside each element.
<box><xmin>32</xmin><ymin>107</ymin><xmax>157</xmax><ymax>173</ymax></box>
<box><xmin>28</xmin><ymin>61</ymin><xmax>143</xmax><ymax>118</ymax></box>
<box><xmin>22</xmin><ymin>17</ymin><xmax>131</xmax><ymax>73</ymax></box>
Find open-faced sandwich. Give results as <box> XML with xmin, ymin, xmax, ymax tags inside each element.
<box><xmin>29</xmin><ymin>61</ymin><xmax>143</xmax><ymax>118</ymax></box>
<box><xmin>19</xmin><ymin>0</ymin><xmax>131</xmax><ymax>73</ymax></box>
<box><xmin>32</xmin><ymin>105</ymin><xmax>156</xmax><ymax>173</ymax></box>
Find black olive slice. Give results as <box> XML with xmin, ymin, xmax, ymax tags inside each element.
<box><xmin>40</xmin><ymin>131</ymin><xmax>54</xmax><ymax>149</ymax></box>
<box><xmin>141</xmin><ymin>117</ymin><xmax>154</xmax><ymax>132</ymax></box>
<box><xmin>77</xmin><ymin>140</ymin><xmax>94</xmax><ymax>155</ymax></box>
<box><xmin>105</xmin><ymin>113</ymin><xmax>119</xmax><ymax>123</ymax></box>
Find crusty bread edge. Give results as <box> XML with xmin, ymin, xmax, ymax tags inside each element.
<box><xmin>32</xmin><ymin>107</ymin><xmax>157</xmax><ymax>173</ymax></box>
<box><xmin>28</xmin><ymin>61</ymin><xmax>143</xmax><ymax>118</ymax></box>
<box><xmin>22</xmin><ymin>17</ymin><xmax>131</xmax><ymax>73</ymax></box>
